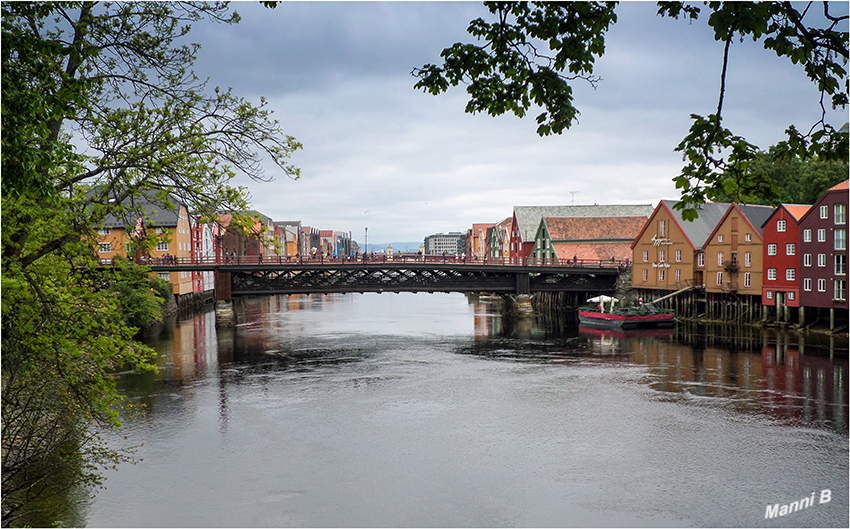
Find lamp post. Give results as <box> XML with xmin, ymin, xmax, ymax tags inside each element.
<box><xmin>365</xmin><ymin>227</ymin><xmax>368</xmax><ymax>259</ymax></box>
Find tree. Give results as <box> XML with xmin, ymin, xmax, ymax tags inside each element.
<box><xmin>1</xmin><ymin>2</ymin><xmax>300</xmax><ymax>524</ymax></box>
<box><xmin>413</xmin><ymin>1</ymin><xmax>848</xmax><ymax>219</ymax></box>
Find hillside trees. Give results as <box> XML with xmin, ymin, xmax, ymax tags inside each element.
<box><xmin>1</xmin><ymin>2</ymin><xmax>300</xmax><ymax>524</ymax></box>
<box><xmin>413</xmin><ymin>1</ymin><xmax>848</xmax><ymax>219</ymax></box>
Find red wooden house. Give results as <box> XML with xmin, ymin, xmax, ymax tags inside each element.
<box><xmin>761</xmin><ymin>204</ymin><xmax>810</xmax><ymax>314</ymax></box>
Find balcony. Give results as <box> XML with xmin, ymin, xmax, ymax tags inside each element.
<box><xmin>722</xmin><ymin>281</ymin><xmax>738</xmax><ymax>293</ymax></box>
<box><xmin>723</xmin><ymin>259</ymin><xmax>739</xmax><ymax>273</ymax></box>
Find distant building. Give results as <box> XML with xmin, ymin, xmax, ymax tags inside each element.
<box><xmin>510</xmin><ymin>204</ymin><xmax>653</xmax><ymax>261</ymax></box>
<box><xmin>532</xmin><ymin>216</ymin><xmax>646</xmax><ymax>264</ymax></box>
<box><xmin>424</xmin><ymin>232</ymin><xmax>466</xmax><ymax>255</ymax></box>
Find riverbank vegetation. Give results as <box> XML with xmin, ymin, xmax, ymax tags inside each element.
<box><xmin>1</xmin><ymin>3</ymin><xmax>299</xmax><ymax>525</ymax></box>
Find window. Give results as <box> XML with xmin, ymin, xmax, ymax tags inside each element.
<box><xmin>836</xmin><ymin>280</ymin><xmax>847</xmax><ymax>301</ymax></box>
<box><xmin>836</xmin><ymin>204</ymin><xmax>847</xmax><ymax>224</ymax></box>
<box><xmin>744</xmin><ymin>234</ymin><xmax>752</xmax><ymax>242</ymax></box>
<box><xmin>777</xmin><ymin>219</ymin><xmax>786</xmax><ymax>232</ymax></box>
<box><xmin>158</xmin><ymin>272</ymin><xmax>170</xmax><ymax>281</ymax></box>
<box><xmin>820</xmin><ymin>205</ymin><xmax>829</xmax><ymax>219</ymax></box>
<box><xmin>767</xmin><ymin>244</ymin><xmax>777</xmax><ymax>256</ymax></box>
<box><xmin>767</xmin><ymin>268</ymin><xmax>777</xmax><ymax>281</ymax></box>
<box><xmin>718</xmin><ymin>234</ymin><xmax>724</xmax><ymax>243</ymax></box>
<box><xmin>766</xmin><ymin>290</ymin><xmax>774</xmax><ymax>300</ymax></box>
<box><xmin>125</xmin><ymin>242</ymin><xmax>133</xmax><ymax>254</ymax></box>
<box><xmin>642</xmin><ymin>269</ymin><xmax>648</xmax><ymax>281</ymax></box>
<box><xmin>788</xmin><ymin>291</ymin><xmax>795</xmax><ymax>301</ymax></box>
<box><xmin>818</xmin><ymin>254</ymin><xmax>827</xmax><ymax>267</ymax></box>
<box><xmin>836</xmin><ymin>255</ymin><xmax>847</xmax><ymax>276</ymax></box>
<box><xmin>98</xmin><ymin>227</ymin><xmax>111</xmax><ymax>235</ymax></box>
<box><xmin>697</xmin><ymin>253</ymin><xmax>705</xmax><ymax>267</ymax></box>
<box><xmin>98</xmin><ymin>243</ymin><xmax>112</xmax><ymax>253</ymax></box>
<box><xmin>643</xmin><ymin>250</ymin><xmax>648</xmax><ymax>262</ymax></box>
<box><xmin>675</xmin><ymin>250</ymin><xmax>682</xmax><ymax>262</ymax></box>
<box><xmin>659</xmin><ymin>250</ymin><xmax>666</xmax><ymax>262</ymax></box>
<box><xmin>675</xmin><ymin>269</ymin><xmax>681</xmax><ymax>282</ymax></box>
<box><xmin>717</xmin><ymin>252</ymin><xmax>724</xmax><ymax>266</ymax></box>
<box><xmin>804</xmin><ymin>254</ymin><xmax>812</xmax><ymax>267</ymax></box>
<box><xmin>744</xmin><ymin>272</ymin><xmax>751</xmax><ymax>288</ymax></box>
<box><xmin>659</xmin><ymin>220</ymin><xmax>666</xmax><ymax>237</ymax></box>
<box><xmin>803</xmin><ymin>229</ymin><xmax>812</xmax><ymax>242</ymax></box>
<box><xmin>157</xmin><ymin>242</ymin><xmax>169</xmax><ymax>251</ymax></box>
<box><xmin>786</xmin><ymin>243</ymin><xmax>796</xmax><ymax>256</ymax></box>
<box><xmin>716</xmin><ymin>271</ymin><xmax>723</xmax><ymax>286</ymax></box>
<box><xmin>835</xmin><ymin>229</ymin><xmax>846</xmax><ymax>251</ymax></box>
<box><xmin>818</xmin><ymin>278</ymin><xmax>826</xmax><ymax>292</ymax></box>
<box><xmin>817</xmin><ymin>229</ymin><xmax>826</xmax><ymax>242</ymax></box>
<box><xmin>785</xmin><ymin>268</ymin><xmax>796</xmax><ymax>281</ymax></box>
<box><xmin>745</xmin><ymin>252</ymin><xmax>752</xmax><ymax>267</ymax></box>
<box><xmin>659</xmin><ymin>269</ymin><xmax>666</xmax><ymax>281</ymax></box>
<box><xmin>804</xmin><ymin>278</ymin><xmax>812</xmax><ymax>291</ymax></box>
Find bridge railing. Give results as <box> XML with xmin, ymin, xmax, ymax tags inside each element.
<box><xmin>99</xmin><ymin>254</ymin><xmax>631</xmax><ymax>269</ymax></box>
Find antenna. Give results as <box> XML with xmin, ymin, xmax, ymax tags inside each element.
<box><xmin>570</xmin><ymin>191</ymin><xmax>579</xmax><ymax>205</ymax></box>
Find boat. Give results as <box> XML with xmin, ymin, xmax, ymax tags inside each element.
<box><xmin>578</xmin><ymin>301</ymin><xmax>676</xmax><ymax>330</ymax></box>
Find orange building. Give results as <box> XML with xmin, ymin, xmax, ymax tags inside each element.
<box><xmin>631</xmin><ymin>200</ymin><xmax>730</xmax><ymax>292</ymax></box>
<box><xmin>702</xmin><ymin>204</ymin><xmax>775</xmax><ymax>297</ymax></box>
<box><xmin>95</xmin><ymin>192</ymin><xmax>194</xmax><ymax>299</ymax></box>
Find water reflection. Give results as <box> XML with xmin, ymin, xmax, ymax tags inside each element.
<box><xmin>78</xmin><ymin>293</ymin><xmax>848</xmax><ymax>528</ymax></box>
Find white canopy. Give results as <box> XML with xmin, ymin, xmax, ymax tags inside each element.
<box><xmin>586</xmin><ymin>295</ymin><xmax>619</xmax><ymax>303</ymax></box>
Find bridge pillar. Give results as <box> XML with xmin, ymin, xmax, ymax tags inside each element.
<box><xmin>515</xmin><ymin>272</ymin><xmax>530</xmax><ymax>295</ymax></box>
<box><xmin>215</xmin><ymin>267</ymin><xmax>231</xmax><ymax>301</ymax></box>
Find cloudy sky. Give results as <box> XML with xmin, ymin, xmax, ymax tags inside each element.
<box><xmin>190</xmin><ymin>1</ymin><xmax>847</xmax><ymax>246</ymax></box>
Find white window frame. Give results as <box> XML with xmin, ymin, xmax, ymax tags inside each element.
<box><xmin>835</xmin><ymin>229</ymin><xmax>846</xmax><ymax>251</ymax></box>
<box><xmin>788</xmin><ymin>291</ymin><xmax>795</xmax><ymax>301</ymax></box>
<box><xmin>718</xmin><ymin>234</ymin><xmax>724</xmax><ymax>243</ymax></box>
<box><xmin>716</xmin><ymin>271</ymin><xmax>723</xmax><ymax>286</ymax></box>
<box><xmin>818</xmin><ymin>278</ymin><xmax>826</xmax><ymax>292</ymax></box>
<box><xmin>744</xmin><ymin>272</ymin><xmax>751</xmax><ymax>288</ymax></box>
<box><xmin>158</xmin><ymin>272</ymin><xmax>170</xmax><ymax>281</ymax></box>
<box><xmin>643</xmin><ymin>250</ymin><xmax>648</xmax><ymax>262</ymax></box>
<box><xmin>642</xmin><ymin>269</ymin><xmax>648</xmax><ymax>282</ymax></box>
<box><xmin>98</xmin><ymin>243</ymin><xmax>112</xmax><ymax>253</ymax></box>
<box><xmin>659</xmin><ymin>220</ymin><xmax>666</xmax><ymax>237</ymax></box>
<box><xmin>818</xmin><ymin>254</ymin><xmax>827</xmax><ymax>267</ymax></box>
<box><xmin>717</xmin><ymin>252</ymin><xmax>724</xmax><ymax>266</ymax></box>
<box><xmin>803</xmin><ymin>229</ymin><xmax>812</xmax><ymax>242</ymax></box>
<box><xmin>836</xmin><ymin>254</ymin><xmax>847</xmax><ymax>276</ymax></box>
<box><xmin>766</xmin><ymin>290</ymin><xmax>774</xmax><ymax>300</ymax></box>
<box><xmin>836</xmin><ymin>204</ymin><xmax>847</xmax><ymax>225</ymax></box>
<box><xmin>697</xmin><ymin>253</ymin><xmax>705</xmax><ymax>267</ymax></box>
<box><xmin>776</xmin><ymin>219</ymin><xmax>786</xmax><ymax>232</ymax></box>
<box><xmin>786</xmin><ymin>243</ymin><xmax>795</xmax><ymax>256</ymax></box>
<box><xmin>785</xmin><ymin>268</ymin><xmax>796</xmax><ymax>281</ymax></box>
<box><xmin>803</xmin><ymin>278</ymin><xmax>812</xmax><ymax>291</ymax></box>
<box><xmin>675</xmin><ymin>249</ymin><xmax>682</xmax><ymax>262</ymax></box>
<box><xmin>836</xmin><ymin>280</ymin><xmax>847</xmax><ymax>301</ymax></box>
<box><xmin>767</xmin><ymin>268</ymin><xmax>777</xmax><ymax>281</ymax></box>
<box><xmin>98</xmin><ymin>227</ymin><xmax>111</xmax><ymax>235</ymax></box>
<box><xmin>744</xmin><ymin>252</ymin><xmax>752</xmax><ymax>267</ymax></box>
<box><xmin>817</xmin><ymin>229</ymin><xmax>826</xmax><ymax>242</ymax></box>
<box><xmin>744</xmin><ymin>233</ymin><xmax>752</xmax><ymax>242</ymax></box>
<box><xmin>820</xmin><ymin>205</ymin><xmax>829</xmax><ymax>219</ymax></box>
<box><xmin>675</xmin><ymin>269</ymin><xmax>681</xmax><ymax>282</ymax></box>
<box><xmin>157</xmin><ymin>242</ymin><xmax>170</xmax><ymax>252</ymax></box>
<box><xmin>659</xmin><ymin>269</ymin><xmax>666</xmax><ymax>281</ymax></box>
<box><xmin>767</xmin><ymin>244</ymin><xmax>777</xmax><ymax>256</ymax></box>
<box><xmin>659</xmin><ymin>249</ymin><xmax>666</xmax><ymax>263</ymax></box>
<box><xmin>803</xmin><ymin>254</ymin><xmax>812</xmax><ymax>267</ymax></box>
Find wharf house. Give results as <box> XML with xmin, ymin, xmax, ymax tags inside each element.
<box><xmin>509</xmin><ymin>204</ymin><xmax>654</xmax><ymax>262</ymax></box>
<box><xmin>468</xmin><ymin>223</ymin><xmax>492</xmax><ymax>259</ymax></box>
<box><xmin>630</xmin><ymin>200</ymin><xmax>730</xmax><ymax>315</ymax></box>
<box><xmin>487</xmin><ymin>217</ymin><xmax>512</xmax><ymax>260</ymax></box>
<box><xmin>273</xmin><ymin>220</ymin><xmax>303</xmax><ymax>257</ymax></box>
<box><xmin>797</xmin><ymin>180</ymin><xmax>848</xmax><ymax>330</ymax></box>
<box><xmin>761</xmin><ymin>204</ymin><xmax>811</xmax><ymax>323</ymax></box>
<box><xmin>302</xmin><ymin>225</ymin><xmax>321</xmax><ymax>255</ymax></box>
<box><xmin>531</xmin><ymin>216</ymin><xmax>647</xmax><ymax>264</ymax></box>
<box><xmin>701</xmin><ymin>203</ymin><xmax>775</xmax><ymax>320</ymax></box>
<box><xmin>95</xmin><ymin>191</ymin><xmax>194</xmax><ymax>303</ymax></box>
<box><xmin>190</xmin><ymin>217</ymin><xmax>221</xmax><ymax>294</ymax></box>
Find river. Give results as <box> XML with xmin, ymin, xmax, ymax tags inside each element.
<box><xmin>79</xmin><ymin>292</ymin><xmax>846</xmax><ymax>527</ymax></box>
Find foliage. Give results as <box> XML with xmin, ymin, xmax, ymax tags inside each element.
<box><xmin>711</xmin><ymin>146</ymin><xmax>849</xmax><ymax>205</ymax></box>
<box><xmin>1</xmin><ymin>2</ymin><xmax>300</xmax><ymax>525</ymax></box>
<box><xmin>414</xmin><ymin>1</ymin><xmax>848</xmax><ymax>219</ymax></box>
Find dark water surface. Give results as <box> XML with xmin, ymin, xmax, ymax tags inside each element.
<box><xmin>83</xmin><ymin>293</ymin><xmax>847</xmax><ymax>527</ymax></box>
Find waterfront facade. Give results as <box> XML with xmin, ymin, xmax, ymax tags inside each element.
<box><xmin>424</xmin><ymin>232</ymin><xmax>466</xmax><ymax>255</ymax></box>
<box><xmin>798</xmin><ymin>181</ymin><xmax>848</xmax><ymax>313</ymax></box>
<box><xmin>762</xmin><ymin>205</ymin><xmax>810</xmax><ymax>310</ymax></box>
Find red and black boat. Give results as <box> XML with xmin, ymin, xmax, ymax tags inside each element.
<box><xmin>578</xmin><ymin>303</ymin><xmax>676</xmax><ymax>330</ymax></box>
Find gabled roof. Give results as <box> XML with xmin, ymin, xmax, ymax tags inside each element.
<box><xmin>101</xmin><ymin>190</ymin><xmax>185</xmax><ymax>228</ymax></box>
<box><xmin>829</xmin><ymin>179</ymin><xmax>849</xmax><ymax>191</ymax></box>
<box><xmin>513</xmin><ymin>204</ymin><xmax>653</xmax><ymax>242</ymax></box>
<box><xmin>704</xmin><ymin>203</ymin><xmax>775</xmax><ymax>246</ymax></box>
<box><xmin>763</xmin><ymin>204</ymin><xmax>811</xmax><ymax>227</ymax></box>
<box><xmin>631</xmin><ymin>200</ymin><xmax>730</xmax><ymax>251</ymax></box>
<box><xmin>542</xmin><ymin>216</ymin><xmax>646</xmax><ymax>242</ymax></box>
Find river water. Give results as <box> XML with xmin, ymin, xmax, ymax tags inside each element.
<box><xmin>81</xmin><ymin>293</ymin><xmax>847</xmax><ymax>527</ymax></box>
